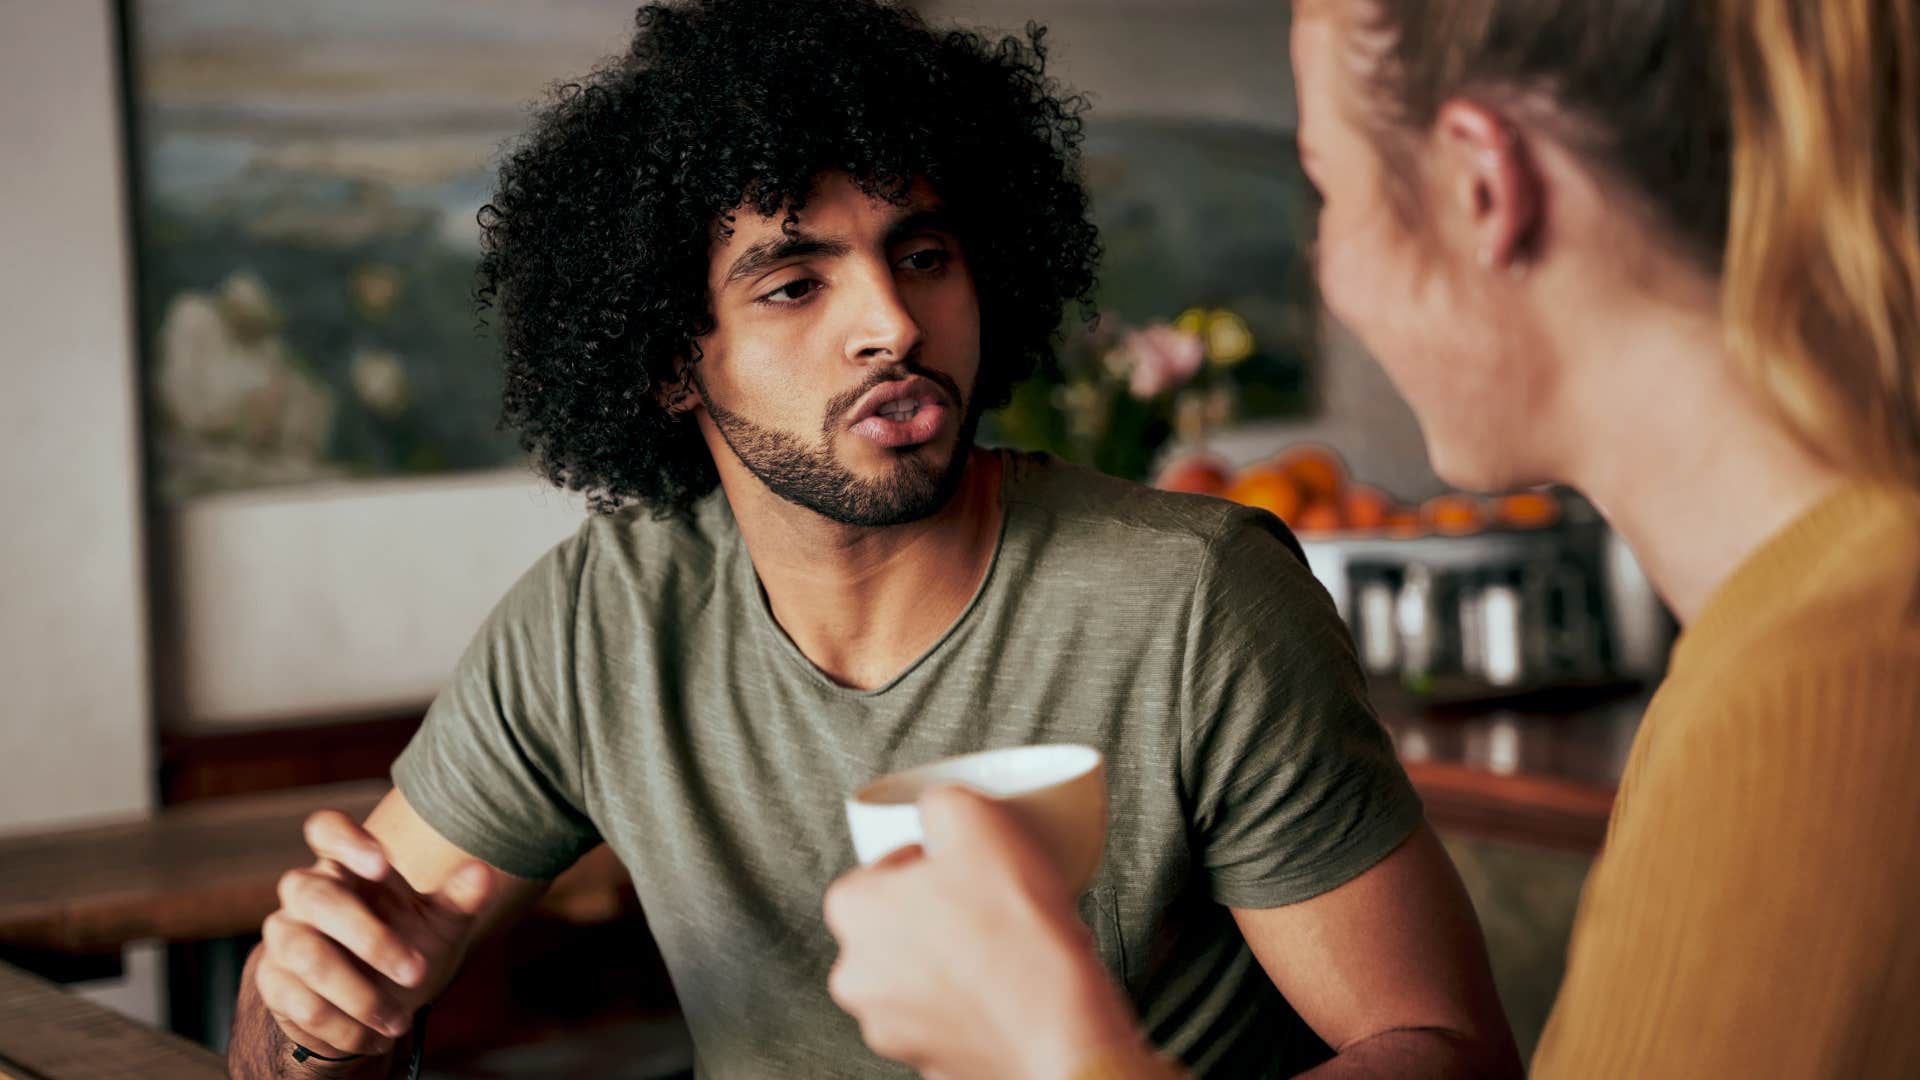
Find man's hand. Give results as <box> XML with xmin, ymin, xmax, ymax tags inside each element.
<box><xmin>254</xmin><ymin>809</ymin><xmax>493</xmax><ymax>1059</ymax></box>
<box><xmin>823</xmin><ymin>786</ymin><xmax>1155</xmax><ymax>1080</ymax></box>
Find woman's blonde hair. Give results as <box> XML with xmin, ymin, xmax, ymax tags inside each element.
<box><xmin>1346</xmin><ymin>0</ymin><xmax>1920</xmax><ymax>485</ymax></box>
<box><xmin>1719</xmin><ymin>0</ymin><xmax>1920</xmax><ymax>486</ymax></box>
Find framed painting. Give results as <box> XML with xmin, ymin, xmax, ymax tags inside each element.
<box><xmin>122</xmin><ymin>0</ymin><xmax>643</xmax><ymax>726</ymax></box>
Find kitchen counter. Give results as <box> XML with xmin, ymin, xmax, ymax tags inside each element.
<box><xmin>1375</xmin><ymin>682</ymin><xmax>1646</xmax><ymax>855</ymax></box>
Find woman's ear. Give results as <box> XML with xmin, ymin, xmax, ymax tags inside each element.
<box><xmin>1435</xmin><ymin>99</ymin><xmax>1542</xmax><ymax>272</ymax></box>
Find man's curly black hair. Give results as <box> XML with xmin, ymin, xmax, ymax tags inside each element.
<box><xmin>476</xmin><ymin>0</ymin><xmax>1100</xmax><ymax>516</ymax></box>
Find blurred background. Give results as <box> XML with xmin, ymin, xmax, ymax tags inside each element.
<box><xmin>1</xmin><ymin>1</ymin><xmax>1670</xmax><ymax>1075</ymax></box>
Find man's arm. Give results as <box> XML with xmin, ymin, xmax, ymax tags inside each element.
<box><xmin>228</xmin><ymin>788</ymin><xmax>550</xmax><ymax>1078</ymax></box>
<box><xmin>1233</xmin><ymin>823</ymin><xmax>1521</xmax><ymax>1079</ymax></box>
<box><xmin>1173</xmin><ymin>512</ymin><xmax>1518</xmax><ymax>1075</ymax></box>
<box><xmin>1062</xmin><ymin>822</ymin><xmax>1520</xmax><ymax>1080</ymax></box>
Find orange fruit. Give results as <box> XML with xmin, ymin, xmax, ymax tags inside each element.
<box><xmin>1293</xmin><ymin>501</ymin><xmax>1345</xmax><ymax>534</ymax></box>
<box><xmin>1226</xmin><ymin>470</ymin><xmax>1303</xmax><ymax>524</ymax></box>
<box><xmin>1342</xmin><ymin>485</ymin><xmax>1393</xmax><ymax>531</ymax></box>
<box><xmin>1277</xmin><ymin>446</ymin><xmax>1347</xmax><ymax>505</ymax></box>
<box><xmin>1495</xmin><ymin>491</ymin><xmax>1561</xmax><ymax>530</ymax></box>
<box><xmin>1155</xmin><ymin>455</ymin><xmax>1232</xmax><ymax>497</ymax></box>
<box><xmin>1384</xmin><ymin>510</ymin><xmax>1425</xmax><ymax>537</ymax></box>
<box><xmin>1421</xmin><ymin>494</ymin><xmax>1485</xmax><ymax>535</ymax></box>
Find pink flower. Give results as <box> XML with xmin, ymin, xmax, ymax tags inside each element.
<box><xmin>1125</xmin><ymin>323</ymin><xmax>1206</xmax><ymax>399</ymax></box>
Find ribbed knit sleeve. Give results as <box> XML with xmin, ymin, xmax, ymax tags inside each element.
<box><xmin>1065</xmin><ymin>1046</ymin><xmax>1190</xmax><ymax>1080</ymax></box>
<box><xmin>1533</xmin><ymin>651</ymin><xmax>1920</xmax><ymax>1078</ymax></box>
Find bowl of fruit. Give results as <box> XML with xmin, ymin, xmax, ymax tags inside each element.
<box><xmin>1155</xmin><ymin>443</ymin><xmax>1565</xmax><ymax>540</ymax></box>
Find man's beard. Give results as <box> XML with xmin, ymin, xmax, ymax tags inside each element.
<box><xmin>697</xmin><ymin>366</ymin><xmax>978</xmax><ymax>528</ymax></box>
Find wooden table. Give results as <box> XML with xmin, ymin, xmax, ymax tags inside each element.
<box><xmin>0</xmin><ymin>780</ymin><xmax>632</xmax><ymax>956</ymax></box>
<box><xmin>0</xmin><ymin>696</ymin><xmax>1634</xmax><ymax>1071</ymax></box>
<box><xmin>0</xmin><ymin>959</ymin><xmax>224</xmax><ymax>1079</ymax></box>
<box><xmin>3</xmin><ymin>688</ymin><xmax>1640</xmax><ymax>961</ymax></box>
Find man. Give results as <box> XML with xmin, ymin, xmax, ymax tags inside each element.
<box><xmin>227</xmin><ymin>1</ymin><xmax>1515</xmax><ymax>1076</ymax></box>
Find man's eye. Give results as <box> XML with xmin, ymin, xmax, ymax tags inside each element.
<box><xmin>898</xmin><ymin>248</ymin><xmax>948</xmax><ymax>272</ymax></box>
<box><xmin>760</xmin><ymin>278</ymin><xmax>818</xmax><ymax>304</ymax></box>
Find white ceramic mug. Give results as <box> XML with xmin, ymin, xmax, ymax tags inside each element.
<box><xmin>844</xmin><ymin>744</ymin><xmax>1108</xmax><ymax>893</ymax></box>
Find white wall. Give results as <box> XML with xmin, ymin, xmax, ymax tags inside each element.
<box><xmin>164</xmin><ymin>473</ymin><xmax>586</xmax><ymax>727</ymax></box>
<box><xmin>0</xmin><ymin>0</ymin><xmax>154</xmax><ymax>834</ymax></box>
<box><xmin>922</xmin><ymin>0</ymin><xmax>1297</xmax><ymax>130</ymax></box>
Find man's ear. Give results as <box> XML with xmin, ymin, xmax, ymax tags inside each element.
<box><xmin>657</xmin><ymin>356</ymin><xmax>704</xmax><ymax>416</ymax></box>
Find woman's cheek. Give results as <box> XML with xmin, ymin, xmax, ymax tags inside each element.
<box><xmin>1314</xmin><ymin>236</ymin><xmax>1373</xmax><ymax>335</ymax></box>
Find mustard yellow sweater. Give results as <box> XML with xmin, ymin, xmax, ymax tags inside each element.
<box><xmin>1531</xmin><ymin>482</ymin><xmax>1920</xmax><ymax>1078</ymax></box>
<box><xmin>1074</xmin><ymin>483</ymin><xmax>1920</xmax><ymax>1079</ymax></box>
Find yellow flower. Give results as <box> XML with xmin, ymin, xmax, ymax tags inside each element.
<box><xmin>1174</xmin><ymin>307</ymin><xmax>1207</xmax><ymax>338</ymax></box>
<box><xmin>1204</xmin><ymin>308</ymin><xmax>1254</xmax><ymax>366</ymax></box>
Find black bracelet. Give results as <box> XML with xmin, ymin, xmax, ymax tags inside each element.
<box><xmin>288</xmin><ymin>1003</ymin><xmax>430</xmax><ymax>1077</ymax></box>
<box><xmin>406</xmin><ymin>1003</ymin><xmax>431</xmax><ymax>1080</ymax></box>
<box><xmin>290</xmin><ymin>1043</ymin><xmax>360</xmax><ymax>1064</ymax></box>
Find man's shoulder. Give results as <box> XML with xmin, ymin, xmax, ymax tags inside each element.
<box><xmin>536</xmin><ymin>491</ymin><xmax>735</xmax><ymax>614</ymax></box>
<box><xmin>1002</xmin><ymin>450</ymin><xmax>1307</xmax><ymax>577</ymax></box>
<box><xmin>998</xmin><ymin>449</ymin><xmax>1313</xmax><ymax>611</ymax></box>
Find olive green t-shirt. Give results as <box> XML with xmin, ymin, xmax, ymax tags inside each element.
<box><xmin>393</xmin><ymin>451</ymin><xmax>1422</xmax><ymax>1078</ymax></box>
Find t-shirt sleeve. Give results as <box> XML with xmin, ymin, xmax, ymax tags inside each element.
<box><xmin>1181</xmin><ymin>508</ymin><xmax>1423</xmax><ymax>909</ymax></box>
<box><xmin>391</xmin><ymin>535</ymin><xmax>602</xmax><ymax>880</ymax></box>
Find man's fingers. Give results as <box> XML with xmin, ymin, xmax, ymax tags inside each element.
<box><xmin>260</xmin><ymin>917</ymin><xmax>413</xmax><ymax>1040</ymax></box>
<box><xmin>256</xmin><ymin>960</ymin><xmax>397</xmax><ymax>1058</ymax></box>
<box><xmin>272</xmin><ymin>872</ymin><xmax>426</xmax><ymax>989</ymax></box>
<box><xmin>430</xmin><ymin>860</ymin><xmax>496</xmax><ymax>921</ymax></box>
<box><xmin>303</xmin><ymin>810</ymin><xmax>391</xmax><ymax>884</ymax></box>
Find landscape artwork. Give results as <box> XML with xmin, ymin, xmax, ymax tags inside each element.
<box><xmin>126</xmin><ymin>0</ymin><xmax>645</xmax><ymax>501</ymax></box>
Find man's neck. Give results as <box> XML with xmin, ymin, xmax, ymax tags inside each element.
<box><xmin>726</xmin><ymin>448</ymin><xmax>1005</xmax><ymax>690</ymax></box>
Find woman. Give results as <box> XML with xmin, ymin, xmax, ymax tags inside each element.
<box><xmin>823</xmin><ymin>0</ymin><xmax>1920</xmax><ymax>1076</ymax></box>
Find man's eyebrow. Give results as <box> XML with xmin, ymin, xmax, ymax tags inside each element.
<box><xmin>885</xmin><ymin>209</ymin><xmax>957</xmax><ymax>247</ymax></box>
<box><xmin>722</xmin><ymin>233</ymin><xmax>851</xmax><ymax>286</ymax></box>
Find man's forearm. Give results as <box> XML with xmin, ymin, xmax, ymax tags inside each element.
<box><xmin>1301</xmin><ymin>1026</ymin><xmax>1523</xmax><ymax>1080</ymax></box>
<box><xmin>228</xmin><ymin>944</ymin><xmax>398</xmax><ymax>1080</ymax></box>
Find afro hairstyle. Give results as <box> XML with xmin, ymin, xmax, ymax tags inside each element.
<box><xmin>476</xmin><ymin>0</ymin><xmax>1101</xmax><ymax>515</ymax></box>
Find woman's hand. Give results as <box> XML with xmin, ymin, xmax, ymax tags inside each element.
<box><xmin>823</xmin><ymin>786</ymin><xmax>1153</xmax><ymax>1080</ymax></box>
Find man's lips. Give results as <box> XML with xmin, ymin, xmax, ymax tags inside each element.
<box><xmin>846</xmin><ymin>376</ymin><xmax>952</xmax><ymax>449</ymax></box>
<box><xmin>846</xmin><ymin>375</ymin><xmax>948</xmax><ymax>425</ymax></box>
